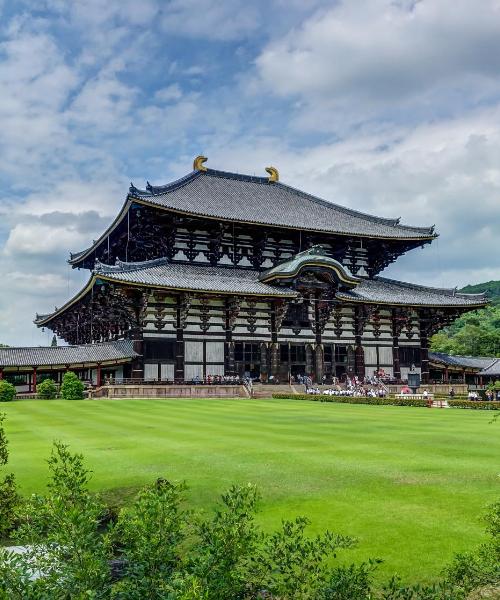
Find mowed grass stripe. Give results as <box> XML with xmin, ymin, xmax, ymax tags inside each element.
<box><xmin>1</xmin><ymin>398</ymin><xmax>498</xmax><ymax>583</ymax></box>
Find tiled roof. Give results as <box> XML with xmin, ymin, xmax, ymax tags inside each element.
<box><xmin>429</xmin><ymin>352</ymin><xmax>497</xmax><ymax>370</ymax></box>
<box><xmin>337</xmin><ymin>277</ymin><xmax>488</xmax><ymax>307</ymax></box>
<box><xmin>479</xmin><ymin>359</ymin><xmax>500</xmax><ymax>377</ymax></box>
<box><xmin>0</xmin><ymin>340</ymin><xmax>137</xmax><ymax>368</ymax></box>
<box><xmin>94</xmin><ymin>258</ymin><xmax>297</xmax><ymax>297</ymax></box>
<box><xmin>129</xmin><ymin>169</ymin><xmax>436</xmax><ymax>239</ymax></box>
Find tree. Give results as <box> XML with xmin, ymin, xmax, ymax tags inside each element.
<box><xmin>37</xmin><ymin>378</ymin><xmax>57</xmax><ymax>400</ymax></box>
<box><xmin>0</xmin><ymin>414</ymin><xmax>20</xmax><ymax>540</ymax></box>
<box><xmin>50</xmin><ymin>335</ymin><xmax>57</xmax><ymax>347</ymax></box>
<box><xmin>60</xmin><ymin>371</ymin><xmax>84</xmax><ymax>400</ymax></box>
<box><xmin>0</xmin><ymin>381</ymin><xmax>16</xmax><ymax>403</ymax></box>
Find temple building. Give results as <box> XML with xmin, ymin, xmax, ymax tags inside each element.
<box><xmin>2</xmin><ymin>157</ymin><xmax>489</xmax><ymax>388</ymax></box>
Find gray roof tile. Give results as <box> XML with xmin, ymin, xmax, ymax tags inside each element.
<box><xmin>429</xmin><ymin>352</ymin><xmax>497</xmax><ymax>370</ymax></box>
<box><xmin>337</xmin><ymin>277</ymin><xmax>488</xmax><ymax>307</ymax></box>
<box><xmin>129</xmin><ymin>169</ymin><xmax>436</xmax><ymax>240</ymax></box>
<box><xmin>0</xmin><ymin>340</ymin><xmax>137</xmax><ymax>368</ymax></box>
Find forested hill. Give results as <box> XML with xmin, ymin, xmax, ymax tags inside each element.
<box><xmin>430</xmin><ymin>280</ymin><xmax>500</xmax><ymax>357</ymax></box>
<box><xmin>459</xmin><ymin>280</ymin><xmax>500</xmax><ymax>304</ymax></box>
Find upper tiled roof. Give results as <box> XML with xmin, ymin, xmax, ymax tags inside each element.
<box><xmin>337</xmin><ymin>277</ymin><xmax>488</xmax><ymax>307</ymax></box>
<box><xmin>429</xmin><ymin>352</ymin><xmax>497</xmax><ymax>370</ymax></box>
<box><xmin>94</xmin><ymin>258</ymin><xmax>297</xmax><ymax>297</ymax></box>
<box><xmin>128</xmin><ymin>169</ymin><xmax>436</xmax><ymax>240</ymax></box>
<box><xmin>0</xmin><ymin>340</ymin><xmax>137</xmax><ymax>368</ymax></box>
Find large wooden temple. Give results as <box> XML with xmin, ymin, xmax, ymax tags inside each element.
<box><xmin>31</xmin><ymin>156</ymin><xmax>487</xmax><ymax>385</ymax></box>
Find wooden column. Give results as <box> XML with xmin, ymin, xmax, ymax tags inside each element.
<box><xmin>0</xmin><ymin>368</ymin><xmax>3</xmax><ymax>380</ymax></box>
<box><xmin>96</xmin><ymin>364</ymin><xmax>102</xmax><ymax>387</ymax></box>
<box><xmin>419</xmin><ymin>314</ymin><xmax>430</xmax><ymax>384</ymax></box>
<box><xmin>270</xmin><ymin>301</ymin><xmax>280</xmax><ymax>380</ymax></box>
<box><xmin>175</xmin><ymin>306</ymin><xmax>185</xmax><ymax>384</ymax></box>
<box><xmin>260</xmin><ymin>343</ymin><xmax>268</xmax><ymax>382</ymax></box>
<box><xmin>32</xmin><ymin>367</ymin><xmax>37</xmax><ymax>394</ymax></box>
<box><xmin>305</xmin><ymin>344</ymin><xmax>314</xmax><ymax>379</ymax></box>
<box><xmin>391</xmin><ymin>309</ymin><xmax>401</xmax><ymax>382</ymax></box>
<box><xmin>131</xmin><ymin>329</ymin><xmax>144</xmax><ymax>381</ymax></box>
<box><xmin>314</xmin><ymin>292</ymin><xmax>324</xmax><ymax>383</ymax></box>
<box><xmin>354</xmin><ymin>307</ymin><xmax>365</xmax><ymax>380</ymax></box>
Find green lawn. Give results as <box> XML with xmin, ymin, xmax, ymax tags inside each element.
<box><xmin>1</xmin><ymin>398</ymin><xmax>499</xmax><ymax>583</ymax></box>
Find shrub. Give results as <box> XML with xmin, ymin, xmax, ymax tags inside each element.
<box><xmin>0</xmin><ymin>414</ymin><xmax>20</xmax><ymax>539</ymax></box>
<box><xmin>272</xmin><ymin>393</ymin><xmax>429</xmax><ymax>408</ymax></box>
<box><xmin>272</xmin><ymin>393</ymin><xmax>500</xmax><ymax>410</ymax></box>
<box><xmin>0</xmin><ymin>380</ymin><xmax>15</xmax><ymax>403</ymax></box>
<box><xmin>60</xmin><ymin>371</ymin><xmax>84</xmax><ymax>400</ymax></box>
<box><xmin>448</xmin><ymin>400</ymin><xmax>500</xmax><ymax>410</ymax></box>
<box><xmin>37</xmin><ymin>378</ymin><xmax>57</xmax><ymax>400</ymax></box>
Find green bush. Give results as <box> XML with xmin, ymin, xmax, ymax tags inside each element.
<box><xmin>448</xmin><ymin>400</ymin><xmax>500</xmax><ymax>410</ymax></box>
<box><xmin>272</xmin><ymin>393</ymin><xmax>500</xmax><ymax>410</ymax></box>
<box><xmin>60</xmin><ymin>372</ymin><xmax>84</xmax><ymax>400</ymax></box>
<box><xmin>272</xmin><ymin>393</ymin><xmax>429</xmax><ymax>407</ymax></box>
<box><xmin>0</xmin><ymin>381</ymin><xmax>16</xmax><ymax>403</ymax></box>
<box><xmin>37</xmin><ymin>378</ymin><xmax>58</xmax><ymax>400</ymax></box>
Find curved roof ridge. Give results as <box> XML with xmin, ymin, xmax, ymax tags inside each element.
<box><xmin>95</xmin><ymin>256</ymin><xmax>170</xmax><ymax>274</ymax></box>
<box><xmin>130</xmin><ymin>170</ymin><xmax>201</xmax><ymax>197</ymax></box>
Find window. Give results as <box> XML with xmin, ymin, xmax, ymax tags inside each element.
<box><xmin>399</xmin><ymin>346</ymin><xmax>421</xmax><ymax>367</ymax></box>
<box><xmin>144</xmin><ymin>339</ymin><xmax>175</xmax><ymax>360</ymax></box>
<box><xmin>290</xmin><ymin>345</ymin><xmax>306</xmax><ymax>363</ymax></box>
<box><xmin>235</xmin><ymin>343</ymin><xmax>260</xmax><ymax>363</ymax></box>
<box><xmin>335</xmin><ymin>345</ymin><xmax>348</xmax><ymax>363</ymax></box>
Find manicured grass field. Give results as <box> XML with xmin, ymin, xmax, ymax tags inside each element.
<box><xmin>1</xmin><ymin>398</ymin><xmax>499</xmax><ymax>583</ymax></box>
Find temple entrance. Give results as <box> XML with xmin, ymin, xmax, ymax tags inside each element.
<box><xmin>279</xmin><ymin>343</ymin><xmax>308</xmax><ymax>381</ymax></box>
<box><xmin>234</xmin><ymin>342</ymin><xmax>261</xmax><ymax>379</ymax></box>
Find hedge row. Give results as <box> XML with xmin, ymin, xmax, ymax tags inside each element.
<box><xmin>271</xmin><ymin>393</ymin><xmax>500</xmax><ymax>410</ymax></box>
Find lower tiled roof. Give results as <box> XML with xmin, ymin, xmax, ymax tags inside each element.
<box><xmin>429</xmin><ymin>352</ymin><xmax>497</xmax><ymax>370</ymax></box>
<box><xmin>479</xmin><ymin>359</ymin><xmax>500</xmax><ymax>377</ymax></box>
<box><xmin>95</xmin><ymin>258</ymin><xmax>297</xmax><ymax>297</ymax></box>
<box><xmin>0</xmin><ymin>340</ymin><xmax>137</xmax><ymax>368</ymax></box>
<box><xmin>337</xmin><ymin>277</ymin><xmax>487</xmax><ymax>307</ymax></box>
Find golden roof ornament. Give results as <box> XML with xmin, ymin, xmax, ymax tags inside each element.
<box><xmin>193</xmin><ymin>155</ymin><xmax>208</xmax><ymax>171</ymax></box>
<box><xmin>265</xmin><ymin>166</ymin><xmax>279</xmax><ymax>182</ymax></box>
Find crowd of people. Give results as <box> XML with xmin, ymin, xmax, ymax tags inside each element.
<box><xmin>306</xmin><ymin>385</ymin><xmax>388</xmax><ymax>397</ymax></box>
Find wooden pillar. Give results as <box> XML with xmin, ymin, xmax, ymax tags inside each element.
<box><xmin>270</xmin><ymin>301</ymin><xmax>280</xmax><ymax>380</ymax></box>
<box><xmin>354</xmin><ymin>307</ymin><xmax>365</xmax><ymax>380</ymax></box>
<box><xmin>225</xmin><ymin>300</ymin><xmax>235</xmax><ymax>376</ymax></box>
<box><xmin>175</xmin><ymin>305</ymin><xmax>185</xmax><ymax>383</ymax></box>
<box><xmin>0</xmin><ymin>368</ymin><xmax>3</xmax><ymax>380</ymax></box>
<box><xmin>314</xmin><ymin>293</ymin><xmax>324</xmax><ymax>383</ymax></box>
<box><xmin>32</xmin><ymin>367</ymin><xmax>37</xmax><ymax>394</ymax></box>
<box><xmin>131</xmin><ymin>328</ymin><xmax>144</xmax><ymax>381</ymax></box>
<box><xmin>391</xmin><ymin>309</ymin><xmax>401</xmax><ymax>382</ymax></box>
<box><xmin>463</xmin><ymin>368</ymin><xmax>466</xmax><ymax>384</ymax></box>
<box><xmin>96</xmin><ymin>364</ymin><xmax>102</xmax><ymax>387</ymax></box>
<box><xmin>315</xmin><ymin>344</ymin><xmax>324</xmax><ymax>383</ymax></box>
<box><xmin>419</xmin><ymin>315</ymin><xmax>430</xmax><ymax>384</ymax></box>
<box><xmin>305</xmin><ymin>344</ymin><xmax>314</xmax><ymax>379</ymax></box>
<box><xmin>444</xmin><ymin>367</ymin><xmax>449</xmax><ymax>383</ymax></box>
<box><xmin>260</xmin><ymin>343</ymin><xmax>268</xmax><ymax>382</ymax></box>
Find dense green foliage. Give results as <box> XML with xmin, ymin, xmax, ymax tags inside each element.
<box><xmin>431</xmin><ymin>280</ymin><xmax>500</xmax><ymax>357</ymax></box>
<box><xmin>0</xmin><ymin>415</ymin><xmax>19</xmax><ymax>539</ymax></box>
<box><xmin>2</xmin><ymin>398</ymin><xmax>498</xmax><ymax>582</ymax></box>
<box><xmin>60</xmin><ymin>371</ymin><xmax>84</xmax><ymax>400</ymax></box>
<box><xmin>0</xmin><ymin>441</ymin><xmax>497</xmax><ymax>598</ymax></box>
<box><xmin>36</xmin><ymin>378</ymin><xmax>57</xmax><ymax>400</ymax></box>
<box><xmin>0</xmin><ymin>381</ymin><xmax>15</xmax><ymax>403</ymax></box>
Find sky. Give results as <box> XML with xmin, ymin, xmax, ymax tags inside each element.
<box><xmin>1</xmin><ymin>0</ymin><xmax>500</xmax><ymax>346</ymax></box>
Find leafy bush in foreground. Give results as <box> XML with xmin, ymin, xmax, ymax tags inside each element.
<box><xmin>0</xmin><ymin>381</ymin><xmax>15</xmax><ymax>403</ymax></box>
<box><xmin>36</xmin><ymin>378</ymin><xmax>57</xmax><ymax>400</ymax></box>
<box><xmin>0</xmin><ymin>414</ymin><xmax>19</xmax><ymax>540</ymax></box>
<box><xmin>60</xmin><ymin>371</ymin><xmax>84</xmax><ymax>400</ymax></box>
